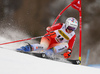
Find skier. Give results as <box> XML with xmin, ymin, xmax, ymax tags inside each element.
<box><xmin>17</xmin><ymin>17</ymin><xmax>78</xmax><ymax>59</ymax></box>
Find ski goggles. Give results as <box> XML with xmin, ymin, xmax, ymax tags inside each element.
<box><xmin>67</xmin><ymin>26</ymin><xmax>75</xmax><ymax>31</ymax></box>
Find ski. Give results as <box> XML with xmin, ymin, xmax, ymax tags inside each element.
<box><xmin>16</xmin><ymin>50</ymin><xmax>81</xmax><ymax>65</ymax></box>
<box><xmin>32</xmin><ymin>53</ymin><xmax>81</xmax><ymax>65</ymax></box>
<box><xmin>67</xmin><ymin>59</ymin><xmax>81</xmax><ymax>65</ymax></box>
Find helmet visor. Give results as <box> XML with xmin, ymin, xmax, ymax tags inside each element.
<box><xmin>67</xmin><ymin>26</ymin><xmax>75</xmax><ymax>31</ymax></box>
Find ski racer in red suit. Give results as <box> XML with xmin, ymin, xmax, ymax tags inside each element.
<box><xmin>17</xmin><ymin>17</ymin><xmax>78</xmax><ymax>59</ymax></box>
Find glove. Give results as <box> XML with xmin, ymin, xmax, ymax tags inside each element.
<box><xmin>46</xmin><ymin>26</ymin><xmax>52</xmax><ymax>32</ymax></box>
<box><xmin>63</xmin><ymin>49</ymin><xmax>72</xmax><ymax>59</ymax></box>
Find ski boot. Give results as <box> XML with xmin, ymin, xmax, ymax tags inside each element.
<box><xmin>16</xmin><ymin>43</ymin><xmax>32</xmax><ymax>53</ymax></box>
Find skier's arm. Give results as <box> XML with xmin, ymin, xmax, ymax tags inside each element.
<box><xmin>46</xmin><ymin>23</ymin><xmax>63</xmax><ymax>32</ymax></box>
<box><xmin>63</xmin><ymin>35</ymin><xmax>76</xmax><ymax>58</ymax></box>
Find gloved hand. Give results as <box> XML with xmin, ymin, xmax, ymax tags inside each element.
<box><xmin>63</xmin><ymin>49</ymin><xmax>72</xmax><ymax>59</ymax></box>
<box><xmin>46</xmin><ymin>26</ymin><xmax>52</xmax><ymax>32</ymax></box>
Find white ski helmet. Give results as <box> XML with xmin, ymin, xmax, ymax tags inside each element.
<box><xmin>65</xmin><ymin>17</ymin><xmax>78</xmax><ymax>31</ymax></box>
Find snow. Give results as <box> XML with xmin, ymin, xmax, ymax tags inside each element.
<box><xmin>88</xmin><ymin>64</ymin><xmax>100</xmax><ymax>68</ymax></box>
<box><xmin>0</xmin><ymin>48</ymin><xmax>100</xmax><ymax>74</ymax></box>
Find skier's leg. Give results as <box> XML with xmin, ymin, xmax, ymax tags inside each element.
<box><xmin>40</xmin><ymin>32</ymin><xmax>56</xmax><ymax>50</ymax></box>
<box><xmin>16</xmin><ymin>43</ymin><xmax>46</xmax><ymax>52</ymax></box>
<box><xmin>30</xmin><ymin>36</ymin><xmax>51</xmax><ymax>52</ymax></box>
<box><xmin>40</xmin><ymin>37</ymin><xmax>50</xmax><ymax>50</ymax></box>
<box><xmin>44</xmin><ymin>43</ymin><xmax>68</xmax><ymax>58</ymax></box>
<box><xmin>16</xmin><ymin>34</ymin><xmax>51</xmax><ymax>52</ymax></box>
<box><xmin>52</xmin><ymin>42</ymin><xmax>69</xmax><ymax>54</ymax></box>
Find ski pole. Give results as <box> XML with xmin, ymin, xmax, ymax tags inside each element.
<box><xmin>0</xmin><ymin>35</ymin><xmax>50</xmax><ymax>45</ymax></box>
<box><xmin>0</xmin><ymin>31</ymin><xmax>56</xmax><ymax>45</ymax></box>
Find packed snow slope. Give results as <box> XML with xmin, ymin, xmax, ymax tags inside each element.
<box><xmin>0</xmin><ymin>48</ymin><xmax>100</xmax><ymax>74</ymax></box>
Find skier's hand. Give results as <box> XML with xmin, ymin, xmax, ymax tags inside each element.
<box><xmin>46</xmin><ymin>26</ymin><xmax>52</xmax><ymax>32</ymax></box>
<box><xmin>63</xmin><ymin>49</ymin><xmax>72</xmax><ymax>59</ymax></box>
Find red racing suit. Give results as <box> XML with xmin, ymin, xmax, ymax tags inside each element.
<box><xmin>40</xmin><ymin>23</ymin><xmax>76</xmax><ymax>56</ymax></box>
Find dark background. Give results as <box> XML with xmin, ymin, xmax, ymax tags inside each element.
<box><xmin>0</xmin><ymin>0</ymin><xmax>100</xmax><ymax>65</ymax></box>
